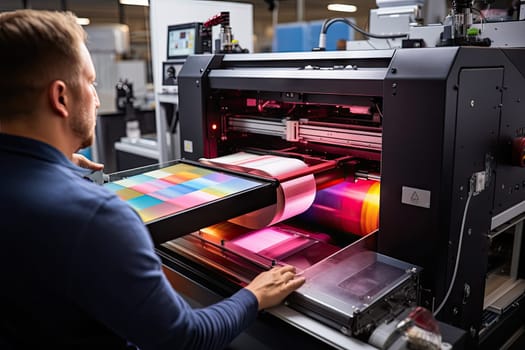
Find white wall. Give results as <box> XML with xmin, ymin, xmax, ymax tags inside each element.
<box><xmin>150</xmin><ymin>0</ymin><xmax>254</xmax><ymax>93</ymax></box>
<box><xmin>149</xmin><ymin>0</ymin><xmax>253</xmax><ymax>162</ymax></box>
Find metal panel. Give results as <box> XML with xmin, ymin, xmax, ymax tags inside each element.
<box><xmin>208</xmin><ymin>68</ymin><xmax>386</xmax><ymax>96</ymax></box>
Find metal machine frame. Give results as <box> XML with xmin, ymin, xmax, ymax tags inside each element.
<box><xmin>167</xmin><ymin>47</ymin><xmax>525</xmax><ymax>348</ymax></box>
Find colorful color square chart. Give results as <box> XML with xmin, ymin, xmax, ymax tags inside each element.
<box><xmin>104</xmin><ymin>163</ymin><xmax>263</xmax><ymax>223</ymax></box>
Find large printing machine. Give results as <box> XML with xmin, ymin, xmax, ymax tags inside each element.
<box><xmin>106</xmin><ymin>45</ymin><xmax>525</xmax><ymax>349</ymax></box>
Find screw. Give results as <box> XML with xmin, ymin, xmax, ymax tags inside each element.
<box><xmin>470</xmin><ymin>326</ymin><xmax>477</xmax><ymax>338</ymax></box>
<box><xmin>464</xmin><ymin>283</ymin><xmax>471</xmax><ymax>299</ymax></box>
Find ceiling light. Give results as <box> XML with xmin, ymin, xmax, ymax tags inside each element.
<box><xmin>327</xmin><ymin>4</ymin><xmax>357</xmax><ymax>13</ymax></box>
<box><xmin>76</xmin><ymin>17</ymin><xmax>90</xmax><ymax>26</ymax></box>
<box><xmin>119</xmin><ymin>0</ymin><xmax>149</xmax><ymax>6</ymax></box>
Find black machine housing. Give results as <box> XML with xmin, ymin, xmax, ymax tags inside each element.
<box><xmin>171</xmin><ymin>47</ymin><xmax>525</xmax><ymax>348</ymax></box>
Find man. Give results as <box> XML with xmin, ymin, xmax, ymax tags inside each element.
<box><xmin>0</xmin><ymin>10</ymin><xmax>305</xmax><ymax>349</ymax></box>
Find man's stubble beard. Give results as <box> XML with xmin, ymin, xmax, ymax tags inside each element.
<box><xmin>70</xmin><ymin>106</ymin><xmax>95</xmax><ymax>150</ymax></box>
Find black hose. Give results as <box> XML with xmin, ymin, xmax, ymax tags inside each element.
<box><xmin>321</xmin><ymin>17</ymin><xmax>408</xmax><ymax>40</ymax></box>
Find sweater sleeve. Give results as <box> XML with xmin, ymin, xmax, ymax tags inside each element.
<box><xmin>67</xmin><ymin>196</ymin><xmax>259</xmax><ymax>350</ymax></box>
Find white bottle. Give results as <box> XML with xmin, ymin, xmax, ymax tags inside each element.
<box><xmin>126</xmin><ymin>120</ymin><xmax>141</xmax><ymax>142</ymax></box>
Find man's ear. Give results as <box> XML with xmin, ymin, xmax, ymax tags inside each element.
<box><xmin>49</xmin><ymin>80</ymin><xmax>69</xmax><ymax>118</ymax></box>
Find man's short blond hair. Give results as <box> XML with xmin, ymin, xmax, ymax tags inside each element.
<box><xmin>0</xmin><ymin>10</ymin><xmax>87</xmax><ymax>118</ymax></box>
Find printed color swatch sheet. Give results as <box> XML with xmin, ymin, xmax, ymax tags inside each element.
<box><xmin>105</xmin><ymin>163</ymin><xmax>262</xmax><ymax>223</ymax></box>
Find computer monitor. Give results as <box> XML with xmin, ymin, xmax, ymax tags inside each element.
<box><xmin>167</xmin><ymin>22</ymin><xmax>209</xmax><ymax>59</ymax></box>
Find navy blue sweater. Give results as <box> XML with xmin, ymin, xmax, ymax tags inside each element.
<box><xmin>0</xmin><ymin>133</ymin><xmax>257</xmax><ymax>349</ymax></box>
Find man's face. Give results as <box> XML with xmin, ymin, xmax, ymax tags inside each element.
<box><xmin>69</xmin><ymin>43</ymin><xmax>100</xmax><ymax>150</ymax></box>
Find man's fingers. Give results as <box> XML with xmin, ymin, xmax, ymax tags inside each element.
<box><xmin>282</xmin><ymin>271</ymin><xmax>296</xmax><ymax>282</ymax></box>
<box><xmin>285</xmin><ymin>276</ymin><xmax>306</xmax><ymax>291</ymax></box>
<box><xmin>73</xmin><ymin>153</ymin><xmax>104</xmax><ymax>171</ymax></box>
<box><xmin>270</xmin><ymin>265</ymin><xmax>296</xmax><ymax>276</ymax></box>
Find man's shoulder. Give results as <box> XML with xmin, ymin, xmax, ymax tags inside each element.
<box><xmin>31</xmin><ymin>162</ymin><xmax>135</xmax><ymax>225</ymax></box>
<box><xmin>47</xmin><ymin>163</ymin><xmax>117</xmax><ymax>203</ymax></box>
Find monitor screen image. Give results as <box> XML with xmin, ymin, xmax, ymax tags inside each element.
<box><xmin>167</xmin><ymin>23</ymin><xmax>198</xmax><ymax>59</ymax></box>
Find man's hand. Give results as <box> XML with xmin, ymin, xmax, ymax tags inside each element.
<box><xmin>245</xmin><ymin>265</ymin><xmax>305</xmax><ymax>310</ymax></box>
<box><xmin>72</xmin><ymin>153</ymin><xmax>104</xmax><ymax>171</ymax></box>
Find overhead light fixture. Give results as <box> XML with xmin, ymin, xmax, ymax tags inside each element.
<box><xmin>327</xmin><ymin>4</ymin><xmax>358</xmax><ymax>13</ymax></box>
<box><xmin>119</xmin><ymin>0</ymin><xmax>149</xmax><ymax>6</ymax></box>
<box><xmin>76</xmin><ymin>17</ymin><xmax>90</xmax><ymax>26</ymax></box>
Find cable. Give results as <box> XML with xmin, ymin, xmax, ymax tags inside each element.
<box><xmin>471</xmin><ymin>7</ymin><xmax>486</xmax><ymax>20</ymax></box>
<box><xmin>318</xmin><ymin>17</ymin><xmax>408</xmax><ymax>50</ymax></box>
<box><xmin>324</xmin><ymin>17</ymin><xmax>408</xmax><ymax>39</ymax></box>
<box><xmin>169</xmin><ymin>109</ymin><xmax>179</xmax><ymax>134</ymax></box>
<box><xmin>470</xmin><ymin>7</ymin><xmax>485</xmax><ymax>32</ymax></box>
<box><xmin>433</xmin><ymin>177</ymin><xmax>474</xmax><ymax>316</ymax></box>
<box><xmin>375</xmin><ymin>103</ymin><xmax>384</xmax><ymax>120</ymax></box>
